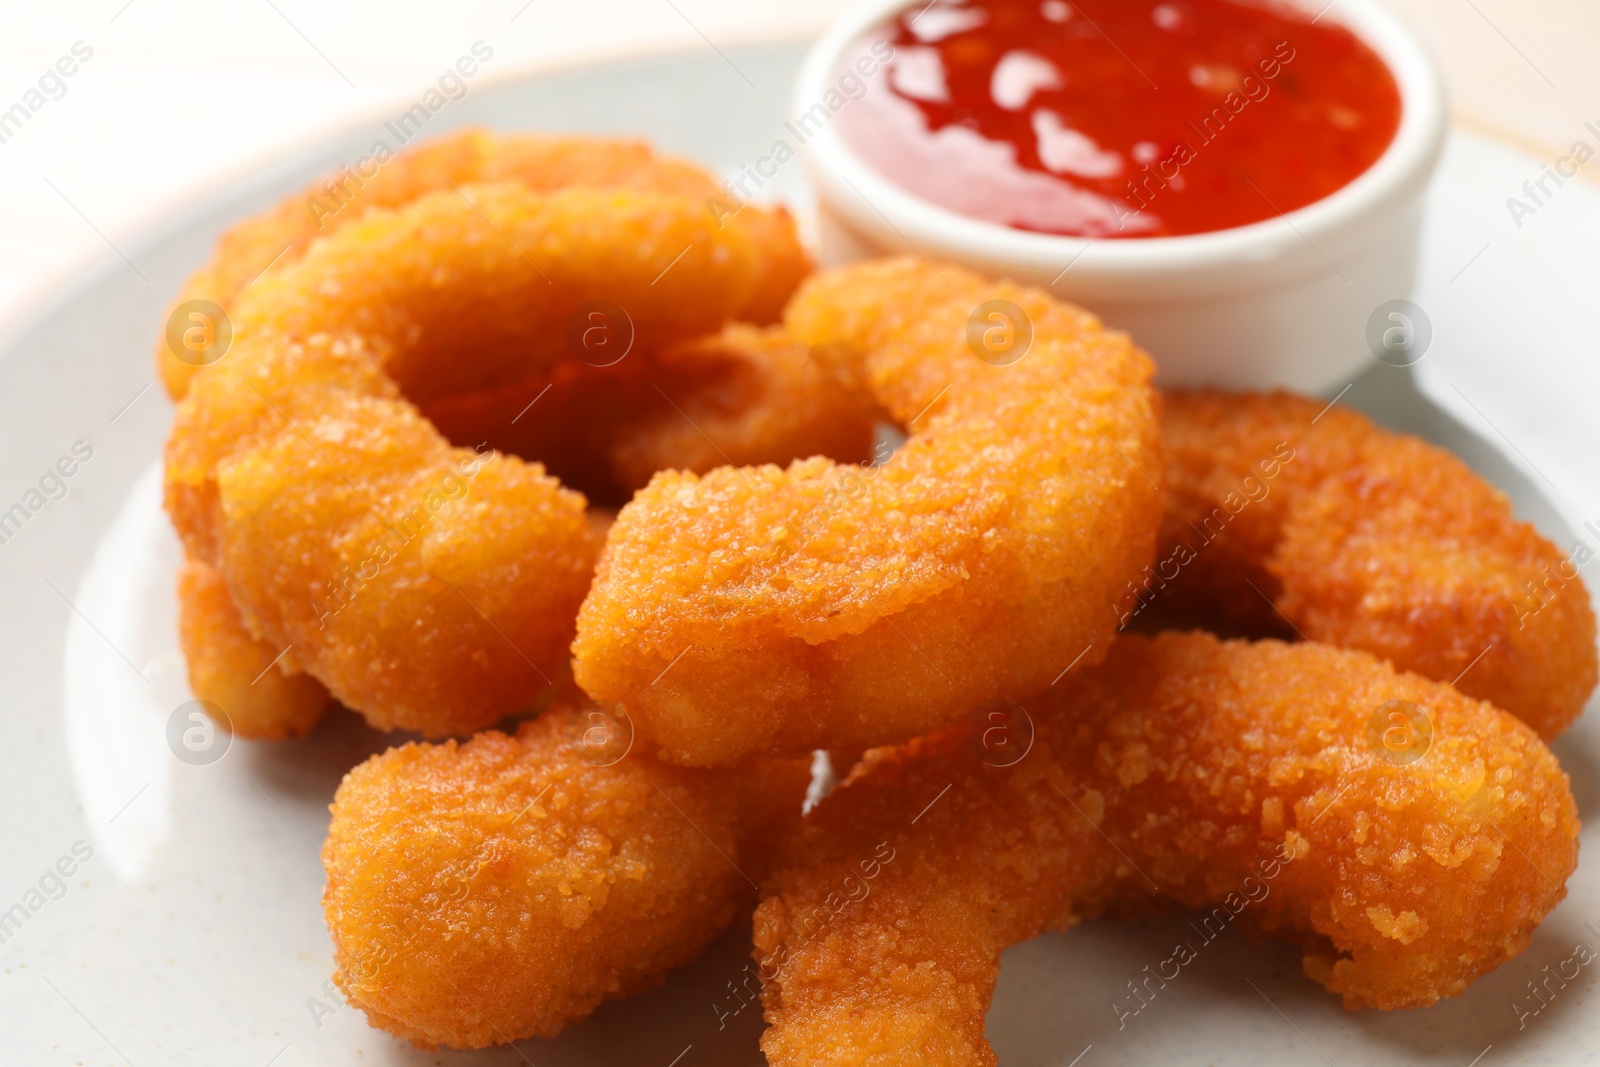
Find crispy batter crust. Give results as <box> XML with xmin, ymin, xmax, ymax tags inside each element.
<box><xmin>755</xmin><ymin>633</ymin><xmax>1578</xmax><ymax>1066</ymax></box>
<box><xmin>573</xmin><ymin>259</ymin><xmax>1165</xmax><ymax>766</ymax></box>
<box><xmin>157</xmin><ymin>130</ymin><xmax>808</xmax><ymax>399</ymax></box>
<box><xmin>1154</xmin><ymin>389</ymin><xmax>1597</xmax><ymax>737</ymax></box>
<box><xmin>322</xmin><ymin>705</ymin><xmax>809</xmax><ymax>1049</ymax></box>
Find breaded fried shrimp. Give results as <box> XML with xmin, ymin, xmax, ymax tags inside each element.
<box><xmin>166</xmin><ymin>185</ymin><xmax>761</xmax><ymax>736</ymax></box>
<box><xmin>157</xmin><ymin>130</ymin><xmax>808</xmax><ymax>399</ymax></box>
<box><xmin>574</xmin><ymin>259</ymin><xmax>1164</xmax><ymax>766</ymax></box>
<box><xmin>322</xmin><ymin>703</ymin><xmax>810</xmax><ymax>1049</ymax></box>
<box><xmin>755</xmin><ymin>633</ymin><xmax>1578</xmax><ymax>1067</ymax></box>
<box><xmin>1155</xmin><ymin>390</ymin><xmax>1597</xmax><ymax>736</ymax></box>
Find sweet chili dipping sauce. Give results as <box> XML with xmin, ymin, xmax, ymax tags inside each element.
<box><xmin>836</xmin><ymin>0</ymin><xmax>1402</xmax><ymax>237</ymax></box>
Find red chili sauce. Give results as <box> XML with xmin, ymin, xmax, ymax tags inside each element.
<box><xmin>835</xmin><ymin>0</ymin><xmax>1402</xmax><ymax>237</ymax></box>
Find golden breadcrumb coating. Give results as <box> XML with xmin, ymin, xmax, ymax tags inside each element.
<box><xmin>574</xmin><ymin>259</ymin><xmax>1165</xmax><ymax>766</ymax></box>
<box><xmin>1153</xmin><ymin>389</ymin><xmax>1597</xmax><ymax>737</ymax></box>
<box><xmin>166</xmin><ymin>184</ymin><xmax>765</xmax><ymax>736</ymax></box>
<box><xmin>755</xmin><ymin>633</ymin><xmax>1579</xmax><ymax>1066</ymax></box>
<box><xmin>157</xmin><ymin>129</ymin><xmax>808</xmax><ymax>398</ymax></box>
<box><xmin>322</xmin><ymin>704</ymin><xmax>810</xmax><ymax>1049</ymax></box>
<box><xmin>176</xmin><ymin>555</ymin><xmax>331</xmax><ymax>739</ymax></box>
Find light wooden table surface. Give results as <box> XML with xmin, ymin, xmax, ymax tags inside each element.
<box><xmin>0</xmin><ymin>0</ymin><xmax>1591</xmax><ymax>337</ymax></box>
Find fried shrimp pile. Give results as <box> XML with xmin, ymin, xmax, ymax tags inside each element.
<box><xmin>755</xmin><ymin>633</ymin><xmax>1579</xmax><ymax>1067</ymax></box>
<box><xmin>1151</xmin><ymin>390</ymin><xmax>1598</xmax><ymax>737</ymax></box>
<box><xmin>165</xmin><ymin>180</ymin><xmax>825</xmax><ymax>738</ymax></box>
<box><xmin>574</xmin><ymin>258</ymin><xmax>1165</xmax><ymax>766</ymax></box>
<box><xmin>322</xmin><ymin>703</ymin><xmax>810</xmax><ymax>1049</ymax></box>
<box><xmin>154</xmin><ymin>128</ymin><xmax>1589</xmax><ymax>1057</ymax></box>
<box><xmin>157</xmin><ymin>129</ymin><xmax>807</xmax><ymax>399</ymax></box>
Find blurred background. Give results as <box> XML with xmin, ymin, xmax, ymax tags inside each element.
<box><xmin>0</xmin><ymin>0</ymin><xmax>1593</xmax><ymax>335</ymax></box>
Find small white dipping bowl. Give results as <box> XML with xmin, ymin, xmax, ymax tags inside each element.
<box><xmin>796</xmin><ymin>0</ymin><xmax>1448</xmax><ymax>391</ymax></box>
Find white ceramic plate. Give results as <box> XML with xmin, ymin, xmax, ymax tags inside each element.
<box><xmin>1</xmin><ymin>41</ymin><xmax>1597</xmax><ymax>1067</ymax></box>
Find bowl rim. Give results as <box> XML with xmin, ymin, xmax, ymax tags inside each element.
<box><xmin>795</xmin><ymin>0</ymin><xmax>1449</xmax><ymax>280</ymax></box>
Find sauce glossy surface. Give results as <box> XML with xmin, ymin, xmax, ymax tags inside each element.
<box><xmin>834</xmin><ymin>0</ymin><xmax>1402</xmax><ymax>237</ymax></box>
